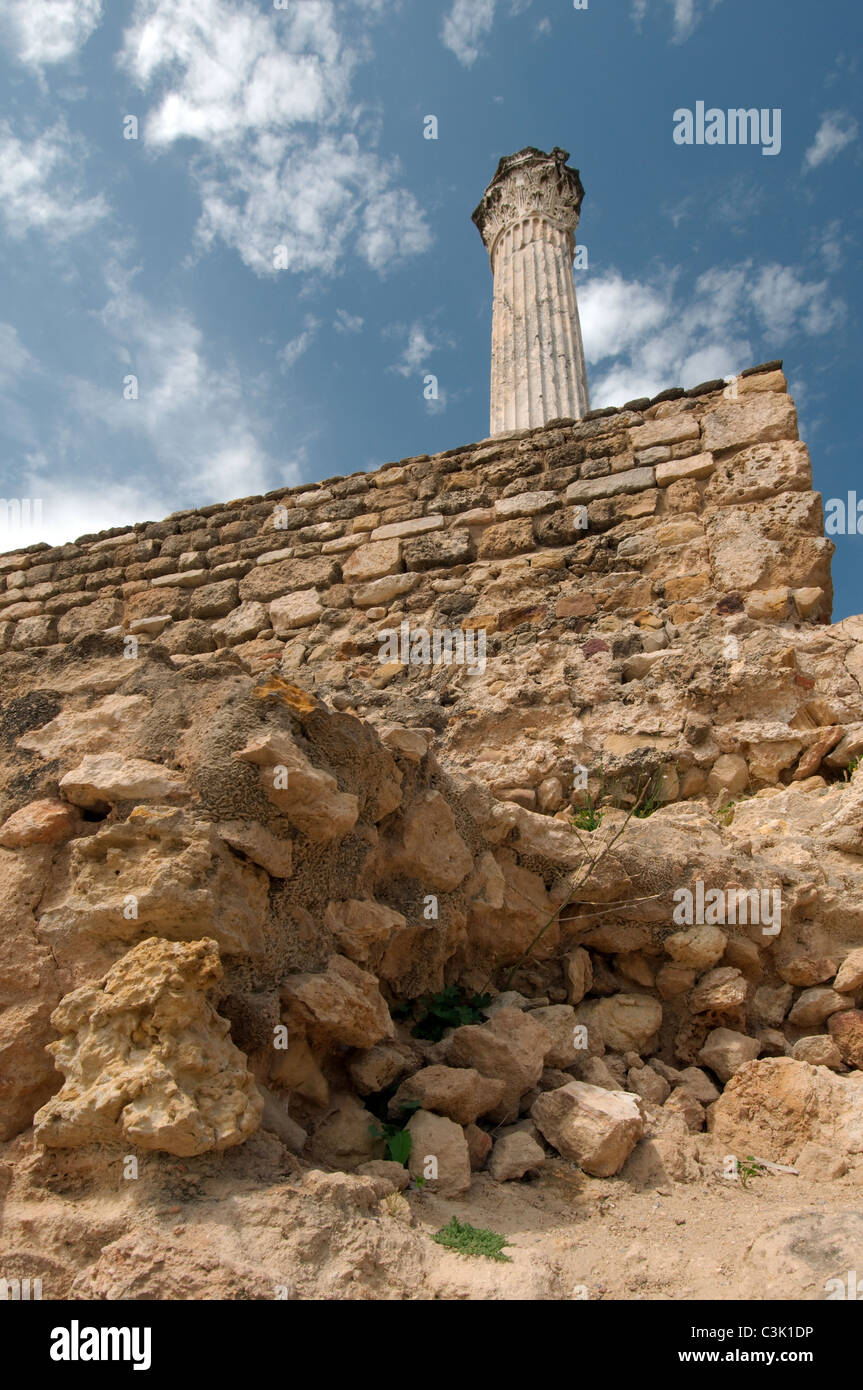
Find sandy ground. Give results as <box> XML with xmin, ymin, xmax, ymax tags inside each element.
<box><xmin>2</xmin><ymin>1129</ymin><xmax>861</xmax><ymax>1301</ymax></box>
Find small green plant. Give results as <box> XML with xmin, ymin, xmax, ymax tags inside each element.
<box><xmin>432</xmin><ymin>1215</ymin><xmax>511</xmax><ymax>1262</ymax></box>
<box><xmin>570</xmin><ymin>796</ymin><xmax>602</xmax><ymax>831</ymax></box>
<box><xmin>369</xmin><ymin>1101</ymin><xmax>421</xmax><ymax>1166</ymax></box>
<box><xmin>632</xmin><ymin>773</ymin><xmax>662</xmax><ymax>818</ymax></box>
<box><xmin>409</xmin><ymin>985</ymin><xmax>492</xmax><ymax>1042</ymax></box>
<box><xmin>737</xmin><ymin>1155</ymin><xmax>766</xmax><ymax>1189</ymax></box>
<box><xmin>842</xmin><ymin>755</ymin><xmax>861</xmax><ymax>782</ymax></box>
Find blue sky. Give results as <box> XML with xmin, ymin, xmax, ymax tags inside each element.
<box><xmin>0</xmin><ymin>0</ymin><xmax>860</xmax><ymax>614</ymax></box>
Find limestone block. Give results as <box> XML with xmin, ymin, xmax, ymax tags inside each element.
<box><xmin>341</xmin><ymin>539</ymin><xmax>402</xmax><ymax>583</ymax></box>
<box><xmin>655</xmin><ymin>452</ymin><xmax>715</xmax><ymax>486</ymax></box>
<box><xmin>238</xmin><ymin>556</ymin><xmax>336</xmax><ymax>602</ymax></box>
<box><xmin>269</xmin><ymin>589</ymin><xmax>323</xmax><ymax>633</ymax></box>
<box><xmin>566</xmin><ymin>467</ymin><xmax>655</xmax><ymax>503</ymax></box>
<box><xmin>371</xmin><ymin>515</ymin><xmax>444</xmax><ymax>541</ymax></box>
<box><xmin>211</xmin><ymin>601</ymin><xmax>268</xmax><ymax>645</ymax></box>
<box><xmin>189</xmin><ymin>580</ymin><xmax>239</xmax><ymax>619</ymax></box>
<box><xmin>701</xmin><ymin>393</ymin><xmax>797</xmax><ymax>454</ymax></box>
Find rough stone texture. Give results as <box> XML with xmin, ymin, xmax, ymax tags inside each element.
<box><xmin>389</xmin><ymin>1065</ymin><xmax>505</xmax><ymax>1126</ymax></box>
<box><xmin>708</xmin><ymin>1057</ymin><xmax>863</xmax><ymax>1163</ymax></box>
<box><xmin>531</xmin><ymin>1081</ymin><xmax>644</xmax><ymax>1176</ymax></box>
<box><xmin>405</xmin><ymin>1109</ymin><xmax>471</xmax><ymax>1195</ymax></box>
<box><xmin>34</xmin><ymin>937</ymin><xmax>263</xmax><ymax>1155</ymax></box>
<box><xmin>447</xmin><ymin>1008</ymin><xmax>553</xmax><ymax>1123</ymax></box>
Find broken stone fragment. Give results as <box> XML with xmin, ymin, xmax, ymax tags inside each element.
<box><xmin>531</xmin><ymin>1081</ymin><xmax>644</xmax><ymax>1177</ymax></box>
<box><xmin>0</xmin><ymin>798</ymin><xmax>81</xmax><ymax>848</ymax></box>
<box><xmin>388</xmin><ymin>1065</ymin><xmax>505</xmax><ymax>1126</ymax></box>
<box><xmin>405</xmin><ymin>1109</ymin><xmax>471</xmax><ymax>1195</ymax></box>
<box><xmin>446</xmin><ymin>1007</ymin><xmax>553</xmax><ymax>1123</ymax></box>
<box><xmin>488</xmin><ymin>1130</ymin><xmax>546</xmax><ymax>1181</ymax></box>
<box><xmin>281</xmin><ymin>954</ymin><xmax>394</xmax><ymax>1050</ymax></box>
<box><xmin>234</xmin><ymin>730</ymin><xmax>359</xmax><ymax>842</ymax></box>
<box><xmin>697</xmin><ymin>1027</ymin><xmax>760</xmax><ymax>1084</ymax></box>
<box><xmin>217</xmin><ymin>819</ymin><xmax>293</xmax><ymax>878</ymax></box>
<box><xmin>59</xmin><ymin>753</ymin><xmax>189</xmax><ymax>809</ymax></box>
<box><xmin>388</xmin><ymin>789</ymin><xmax>473</xmax><ymax>891</ymax></box>
<box><xmin>34</xmin><ymin>936</ymin><xmax>263</xmax><ymax>1156</ymax></box>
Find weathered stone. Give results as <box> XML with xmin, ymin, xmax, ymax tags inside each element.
<box><xmin>405</xmin><ymin>1109</ymin><xmax>471</xmax><ymax>1195</ymax></box>
<box><xmin>688</xmin><ymin>967</ymin><xmax>747</xmax><ymax>1015</ymax></box>
<box><xmin>389</xmin><ymin>1066</ymin><xmax>505</xmax><ymax>1125</ymax></box>
<box><xmin>211</xmin><ymin>601</ymin><xmax>268</xmax><ymax>645</ymax></box>
<box><xmin>531</xmin><ymin>1081</ymin><xmax>644</xmax><ymax>1176</ymax></box>
<box><xmin>566</xmin><ymin>467</ymin><xmax>655</xmax><ymax>503</ymax></box>
<box><xmin>216</xmin><ymin>820</ymin><xmax>293</xmax><ymax>878</ymax></box>
<box><xmin>0</xmin><ymin>799</ymin><xmax>81</xmax><ymax>848</ymax></box>
<box><xmin>827</xmin><ymin>1009</ymin><xmax>863</xmax><ymax>1068</ymax></box>
<box><xmin>341</xmin><ymin>539</ymin><xmax>402</xmax><ymax>583</ymax></box>
<box><xmin>834</xmin><ymin>947</ymin><xmax>863</xmax><ymax>995</ymax></box>
<box><xmin>709</xmin><ymin>1057</ymin><xmax>863</xmax><ymax>1162</ymax></box>
<box><xmin>238</xmin><ymin>556</ymin><xmax>336</xmax><ymax>602</ymax></box>
<box><xmin>281</xmin><ymin>955</ymin><xmax>394</xmax><ymax>1050</ymax></box>
<box><xmin>665</xmin><ymin>924</ymin><xmax>727</xmax><ymax>970</ymax></box>
<box><xmin>701</xmin><ymin>393</ymin><xmax>797</xmax><ymax>454</ymax></box>
<box><xmin>488</xmin><ymin>1130</ymin><xmax>546</xmax><ymax>1180</ymax></box>
<box><xmin>447</xmin><ymin>1007</ymin><xmax>553</xmax><ymax>1123</ymax></box>
<box><xmin>791</xmin><ymin>1035</ymin><xmax>843</xmax><ymax>1070</ymax></box>
<box><xmin>37</xmin><ymin>807</ymin><xmax>270</xmax><ymax>957</ymax></box>
<box><xmin>34</xmin><ymin>937</ymin><xmax>263</xmax><ymax>1155</ymax></box>
<box><xmin>59</xmin><ymin>754</ymin><xmax>188</xmax><ymax>809</ymax></box>
<box><xmin>270</xmin><ymin>589</ymin><xmax>323</xmax><ymax>633</ymax></box>
<box><xmin>388</xmin><ymin>790</ymin><xmax>472</xmax><ymax>890</ymax></box>
<box><xmin>189</xmin><ymin>580</ymin><xmax>239</xmax><ymax>619</ymax></box>
<box><xmin>235</xmin><ymin>730</ymin><xmax>359</xmax><ymax>841</ymax></box>
<box><xmin>697</xmin><ymin>1028</ymin><xmax>760</xmax><ymax>1083</ymax></box>
<box><xmin>787</xmin><ymin>987</ymin><xmax>852</xmax><ymax>1028</ymax></box>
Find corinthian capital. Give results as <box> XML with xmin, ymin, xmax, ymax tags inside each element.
<box><xmin>472</xmin><ymin>146</ymin><xmax>585</xmax><ymax>263</ymax></box>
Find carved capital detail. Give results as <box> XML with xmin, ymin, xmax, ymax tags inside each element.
<box><xmin>472</xmin><ymin>146</ymin><xmax>585</xmax><ymax>261</ymax></box>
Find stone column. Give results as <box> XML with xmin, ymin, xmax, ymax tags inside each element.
<box><xmin>473</xmin><ymin>146</ymin><xmax>590</xmax><ymax>435</ymax></box>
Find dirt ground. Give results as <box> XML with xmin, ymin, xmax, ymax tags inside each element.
<box><xmin>2</xmin><ymin>1128</ymin><xmax>861</xmax><ymax>1301</ymax></box>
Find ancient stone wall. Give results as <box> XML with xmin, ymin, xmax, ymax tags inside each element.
<box><xmin>1</xmin><ymin>359</ymin><xmax>852</xmax><ymax>820</ymax></box>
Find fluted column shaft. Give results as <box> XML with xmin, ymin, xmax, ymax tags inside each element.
<box><xmin>489</xmin><ymin>218</ymin><xmax>589</xmax><ymax>434</ymax></box>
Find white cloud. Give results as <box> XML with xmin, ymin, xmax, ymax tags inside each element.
<box><xmin>579</xmin><ymin>259</ymin><xmax>843</xmax><ymax>407</ymax></box>
<box><xmin>1</xmin><ymin>0</ymin><xmax>103</xmax><ymax>69</ymax></box>
<box><xmin>0</xmin><ymin>120</ymin><xmax>109</xmax><ymax>240</ymax></box>
<box><xmin>120</xmin><ymin>0</ymin><xmax>431</xmax><ymax>277</ymax></box>
<box><xmin>749</xmin><ymin>264</ymin><xmax>844</xmax><ymax>337</ymax></box>
<box><xmin>0</xmin><ymin>323</ymin><xmax>33</xmax><ymax>387</ymax></box>
<box><xmin>441</xmin><ymin>0</ymin><xmax>496</xmax><ymax>66</ymax></box>
<box><xmin>334</xmin><ymin>308</ymin><xmax>364</xmax><ymax>334</ymax></box>
<box><xmin>0</xmin><ymin>267</ymin><xmax>301</xmax><ymax>545</ymax></box>
<box><xmin>803</xmin><ymin>111</ymin><xmax>858</xmax><ymax>170</ymax></box>
<box><xmin>630</xmin><ymin>0</ymin><xmax>722</xmax><ymax>42</ymax></box>
<box><xmin>389</xmin><ymin>322</ymin><xmax>437</xmax><ymax>377</ymax></box>
<box><xmin>278</xmin><ymin>317</ymin><xmax>321</xmax><ymax>370</ymax></box>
